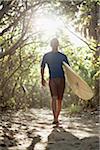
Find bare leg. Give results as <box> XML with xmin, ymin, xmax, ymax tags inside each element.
<box><xmin>56</xmin><ymin>99</ymin><xmax>62</xmax><ymax>121</ymax></box>
<box><xmin>51</xmin><ymin>97</ymin><xmax>57</xmax><ymax>122</ymax></box>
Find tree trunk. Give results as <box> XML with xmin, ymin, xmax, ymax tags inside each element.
<box><xmin>91</xmin><ymin>2</ymin><xmax>99</xmax><ymax>108</ymax></box>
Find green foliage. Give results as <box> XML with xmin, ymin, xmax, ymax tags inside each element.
<box><xmin>0</xmin><ymin>0</ymin><xmax>99</xmax><ymax>111</ymax></box>
<box><xmin>68</xmin><ymin>104</ymin><xmax>81</xmax><ymax>114</ymax></box>
<box><xmin>63</xmin><ymin>42</ymin><xmax>94</xmax><ymax>86</ymax></box>
<box><xmin>6</xmin><ymin>98</ymin><xmax>16</xmax><ymax>109</ymax></box>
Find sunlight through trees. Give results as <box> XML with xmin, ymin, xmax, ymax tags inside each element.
<box><xmin>0</xmin><ymin>0</ymin><xmax>99</xmax><ymax>110</ymax></box>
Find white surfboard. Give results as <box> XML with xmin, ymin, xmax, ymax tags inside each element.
<box><xmin>63</xmin><ymin>61</ymin><xmax>94</xmax><ymax>100</ymax></box>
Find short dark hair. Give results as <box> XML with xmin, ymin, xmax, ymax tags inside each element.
<box><xmin>50</xmin><ymin>38</ymin><xmax>59</xmax><ymax>46</ymax></box>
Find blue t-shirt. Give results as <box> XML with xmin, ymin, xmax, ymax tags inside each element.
<box><xmin>41</xmin><ymin>51</ymin><xmax>70</xmax><ymax>79</ymax></box>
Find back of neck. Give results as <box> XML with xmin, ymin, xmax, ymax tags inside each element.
<box><xmin>52</xmin><ymin>48</ymin><xmax>58</xmax><ymax>52</ymax></box>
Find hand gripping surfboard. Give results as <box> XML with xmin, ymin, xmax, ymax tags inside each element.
<box><xmin>63</xmin><ymin>61</ymin><xmax>94</xmax><ymax>100</ymax></box>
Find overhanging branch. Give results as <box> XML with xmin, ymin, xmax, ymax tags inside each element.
<box><xmin>61</xmin><ymin>18</ymin><xmax>96</xmax><ymax>51</ymax></box>
<box><xmin>65</xmin><ymin>24</ymin><xmax>96</xmax><ymax>52</ymax></box>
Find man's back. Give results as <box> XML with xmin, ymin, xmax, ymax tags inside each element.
<box><xmin>41</xmin><ymin>51</ymin><xmax>69</xmax><ymax>78</ymax></box>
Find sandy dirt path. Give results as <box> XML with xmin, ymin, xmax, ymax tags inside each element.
<box><xmin>0</xmin><ymin>108</ymin><xmax>99</xmax><ymax>150</ymax></box>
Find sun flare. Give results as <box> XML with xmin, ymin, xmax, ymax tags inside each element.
<box><xmin>34</xmin><ymin>16</ymin><xmax>64</xmax><ymax>39</ymax></box>
<box><xmin>31</xmin><ymin>13</ymin><xmax>85</xmax><ymax>54</ymax></box>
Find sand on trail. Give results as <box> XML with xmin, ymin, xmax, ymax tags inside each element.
<box><xmin>0</xmin><ymin>108</ymin><xmax>99</xmax><ymax>150</ymax></box>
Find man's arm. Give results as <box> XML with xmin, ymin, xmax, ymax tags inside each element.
<box><xmin>41</xmin><ymin>67</ymin><xmax>46</xmax><ymax>86</ymax></box>
<box><xmin>41</xmin><ymin>54</ymin><xmax>47</xmax><ymax>86</ymax></box>
<box><xmin>64</xmin><ymin>55</ymin><xmax>70</xmax><ymax>66</ymax></box>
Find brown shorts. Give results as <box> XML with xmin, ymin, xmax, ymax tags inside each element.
<box><xmin>49</xmin><ymin>78</ymin><xmax>65</xmax><ymax>100</ymax></box>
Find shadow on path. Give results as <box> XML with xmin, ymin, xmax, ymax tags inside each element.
<box><xmin>0</xmin><ymin>126</ymin><xmax>17</xmax><ymax>150</ymax></box>
<box><xmin>46</xmin><ymin>126</ymin><xmax>99</xmax><ymax>150</ymax></box>
<box><xmin>27</xmin><ymin>135</ymin><xmax>41</xmax><ymax>150</ymax></box>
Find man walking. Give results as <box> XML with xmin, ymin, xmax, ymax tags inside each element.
<box><xmin>41</xmin><ymin>38</ymin><xmax>70</xmax><ymax>124</ymax></box>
